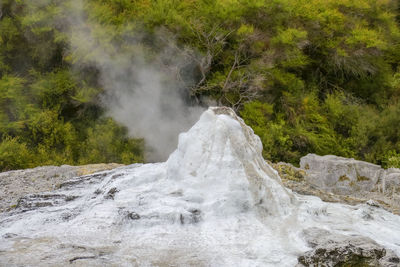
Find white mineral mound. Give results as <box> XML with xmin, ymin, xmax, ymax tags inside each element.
<box><xmin>0</xmin><ymin>107</ymin><xmax>399</xmax><ymax>266</ymax></box>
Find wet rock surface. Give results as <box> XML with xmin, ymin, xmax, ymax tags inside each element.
<box><xmin>0</xmin><ymin>163</ymin><xmax>123</xmax><ymax>213</ymax></box>
<box><xmin>15</xmin><ymin>193</ymin><xmax>79</xmax><ymax>212</ymax></box>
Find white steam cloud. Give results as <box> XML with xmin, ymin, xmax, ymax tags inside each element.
<box><xmin>98</xmin><ymin>44</ymin><xmax>205</xmax><ymax>161</ymax></box>
<box><xmin>61</xmin><ymin>1</ymin><xmax>206</xmax><ymax>161</ymax></box>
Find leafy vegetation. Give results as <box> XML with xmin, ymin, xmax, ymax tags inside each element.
<box><xmin>0</xmin><ymin>0</ymin><xmax>399</xmax><ymax>170</ymax></box>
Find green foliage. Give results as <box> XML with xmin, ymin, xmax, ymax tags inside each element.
<box><xmin>0</xmin><ymin>75</ymin><xmax>32</xmax><ymax>136</ymax></box>
<box><xmin>0</xmin><ymin>0</ymin><xmax>400</xmax><ymax>171</ymax></box>
<box><xmin>79</xmin><ymin>118</ymin><xmax>144</xmax><ymax>165</ymax></box>
<box><xmin>0</xmin><ymin>137</ymin><xmax>33</xmax><ymax>171</ymax></box>
<box><xmin>242</xmin><ymin>90</ymin><xmax>400</xmax><ymax>166</ymax></box>
<box><xmin>382</xmin><ymin>150</ymin><xmax>400</xmax><ymax>169</ymax></box>
<box><xmin>241</xmin><ymin>101</ymin><xmax>296</xmax><ymax>163</ymax></box>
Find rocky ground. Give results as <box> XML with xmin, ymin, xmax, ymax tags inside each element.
<box><xmin>0</xmin><ymin>163</ymin><xmax>123</xmax><ymax>213</ymax></box>
<box><xmin>1</xmin><ymin>155</ymin><xmax>399</xmax><ymax>216</ymax></box>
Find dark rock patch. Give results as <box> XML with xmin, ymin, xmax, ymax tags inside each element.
<box><xmin>297</xmin><ymin>228</ymin><xmax>400</xmax><ymax>267</ymax></box>
<box><xmin>127</xmin><ymin>211</ymin><xmax>140</xmax><ymax>220</ymax></box>
<box><xmin>15</xmin><ymin>193</ymin><xmax>79</xmax><ymax>212</ymax></box>
<box><xmin>179</xmin><ymin>209</ymin><xmax>202</xmax><ymax>225</ymax></box>
<box><xmin>69</xmin><ymin>255</ymin><xmax>96</xmax><ymax>263</ymax></box>
<box><xmin>59</xmin><ymin>173</ymin><xmax>108</xmax><ymax>190</ymax></box>
<box><xmin>104</xmin><ymin>187</ymin><xmax>119</xmax><ymax>200</ymax></box>
<box><xmin>2</xmin><ymin>233</ymin><xmax>17</xmax><ymax>239</ymax></box>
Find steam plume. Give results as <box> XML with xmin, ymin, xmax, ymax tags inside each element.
<box><xmin>64</xmin><ymin>2</ymin><xmax>206</xmax><ymax>161</ymax></box>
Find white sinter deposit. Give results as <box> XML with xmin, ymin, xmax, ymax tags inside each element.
<box><xmin>1</xmin><ymin>107</ymin><xmax>400</xmax><ymax>266</ymax></box>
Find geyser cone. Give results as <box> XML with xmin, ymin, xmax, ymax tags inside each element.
<box><xmin>167</xmin><ymin>107</ymin><xmax>295</xmax><ymax>217</ymax></box>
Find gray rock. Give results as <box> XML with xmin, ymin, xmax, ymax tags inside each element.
<box><xmin>300</xmin><ymin>154</ymin><xmax>383</xmax><ymax>194</ymax></box>
<box><xmin>383</xmin><ymin>169</ymin><xmax>400</xmax><ymax>194</ymax></box>
<box><xmin>366</xmin><ymin>199</ymin><xmax>381</xmax><ymax>208</ymax></box>
<box><xmin>297</xmin><ymin>228</ymin><xmax>400</xmax><ymax>267</ymax></box>
<box><xmin>299</xmin><ymin>154</ymin><xmax>400</xmax><ymax>214</ymax></box>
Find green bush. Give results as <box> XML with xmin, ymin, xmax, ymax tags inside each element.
<box><xmin>78</xmin><ymin>118</ymin><xmax>144</xmax><ymax>165</ymax></box>
<box><xmin>382</xmin><ymin>150</ymin><xmax>400</xmax><ymax>169</ymax></box>
<box><xmin>0</xmin><ymin>137</ymin><xmax>33</xmax><ymax>171</ymax></box>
